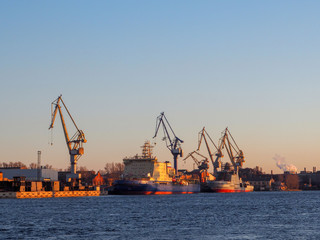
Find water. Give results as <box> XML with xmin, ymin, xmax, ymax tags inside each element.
<box><xmin>0</xmin><ymin>191</ymin><xmax>320</xmax><ymax>239</ymax></box>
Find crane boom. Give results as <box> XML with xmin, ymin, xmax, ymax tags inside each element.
<box><xmin>49</xmin><ymin>95</ymin><xmax>87</xmax><ymax>179</ymax></box>
<box><xmin>50</xmin><ymin>97</ymin><xmax>71</xmax><ymax>150</ymax></box>
<box><xmin>183</xmin><ymin>150</ymin><xmax>209</xmax><ymax>170</ymax></box>
<box><xmin>153</xmin><ymin>112</ymin><xmax>183</xmax><ymax>175</ymax></box>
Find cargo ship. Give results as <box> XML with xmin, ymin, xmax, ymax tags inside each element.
<box><xmin>203</xmin><ymin>172</ymin><xmax>253</xmax><ymax>193</ymax></box>
<box><xmin>108</xmin><ymin>141</ymin><xmax>200</xmax><ymax>195</ymax></box>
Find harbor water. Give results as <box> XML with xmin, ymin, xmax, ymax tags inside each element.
<box><xmin>1</xmin><ymin>191</ymin><xmax>320</xmax><ymax>239</ymax></box>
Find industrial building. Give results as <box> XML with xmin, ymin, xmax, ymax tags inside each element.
<box><xmin>0</xmin><ymin>168</ymin><xmax>58</xmax><ymax>181</ymax></box>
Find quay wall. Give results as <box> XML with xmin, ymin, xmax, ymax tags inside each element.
<box><xmin>54</xmin><ymin>190</ymin><xmax>100</xmax><ymax>198</ymax></box>
<box><xmin>0</xmin><ymin>190</ymin><xmax>100</xmax><ymax>199</ymax></box>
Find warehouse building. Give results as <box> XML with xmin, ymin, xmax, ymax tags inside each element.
<box><xmin>0</xmin><ymin>168</ymin><xmax>58</xmax><ymax>181</ymax></box>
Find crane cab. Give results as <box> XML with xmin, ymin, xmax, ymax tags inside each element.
<box><xmin>171</xmin><ymin>148</ymin><xmax>183</xmax><ymax>157</ymax></box>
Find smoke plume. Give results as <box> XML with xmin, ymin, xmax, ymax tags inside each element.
<box><xmin>273</xmin><ymin>154</ymin><xmax>297</xmax><ymax>173</ymax></box>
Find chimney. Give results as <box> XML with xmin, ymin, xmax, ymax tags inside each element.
<box><xmin>313</xmin><ymin>167</ymin><xmax>316</xmax><ymax>173</ymax></box>
<box><xmin>37</xmin><ymin>151</ymin><xmax>41</xmax><ymax>181</ymax></box>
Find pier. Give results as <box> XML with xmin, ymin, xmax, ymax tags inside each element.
<box><xmin>0</xmin><ymin>190</ymin><xmax>101</xmax><ymax>199</ymax></box>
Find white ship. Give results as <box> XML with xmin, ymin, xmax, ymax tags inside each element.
<box><xmin>206</xmin><ymin>172</ymin><xmax>254</xmax><ymax>193</ymax></box>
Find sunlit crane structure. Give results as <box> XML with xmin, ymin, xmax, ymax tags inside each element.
<box><xmin>197</xmin><ymin>127</ymin><xmax>224</xmax><ymax>176</ymax></box>
<box><xmin>219</xmin><ymin>128</ymin><xmax>245</xmax><ymax>174</ymax></box>
<box><xmin>153</xmin><ymin>112</ymin><xmax>183</xmax><ymax>175</ymax></box>
<box><xmin>49</xmin><ymin>95</ymin><xmax>87</xmax><ymax>181</ymax></box>
<box><xmin>183</xmin><ymin>150</ymin><xmax>209</xmax><ymax>183</ymax></box>
<box><xmin>183</xmin><ymin>150</ymin><xmax>209</xmax><ymax>171</ymax></box>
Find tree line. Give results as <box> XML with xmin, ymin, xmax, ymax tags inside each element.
<box><xmin>103</xmin><ymin>162</ymin><xmax>124</xmax><ymax>178</ymax></box>
<box><xmin>0</xmin><ymin>162</ymin><xmax>52</xmax><ymax>169</ymax></box>
<box><xmin>0</xmin><ymin>161</ymin><xmax>125</xmax><ymax>178</ymax></box>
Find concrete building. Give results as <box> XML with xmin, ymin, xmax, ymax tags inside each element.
<box><xmin>0</xmin><ymin>168</ymin><xmax>58</xmax><ymax>181</ymax></box>
<box><xmin>245</xmin><ymin>174</ymin><xmax>274</xmax><ymax>191</ymax></box>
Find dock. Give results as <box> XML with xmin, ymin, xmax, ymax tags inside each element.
<box><xmin>0</xmin><ymin>190</ymin><xmax>101</xmax><ymax>199</ymax></box>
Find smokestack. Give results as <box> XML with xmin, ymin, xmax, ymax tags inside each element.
<box><xmin>271</xmin><ymin>170</ymin><xmax>273</xmax><ymax>175</ymax></box>
<box><xmin>304</xmin><ymin>167</ymin><xmax>306</xmax><ymax>172</ymax></box>
<box><xmin>313</xmin><ymin>167</ymin><xmax>316</xmax><ymax>173</ymax></box>
<box><xmin>37</xmin><ymin>151</ymin><xmax>41</xmax><ymax>181</ymax></box>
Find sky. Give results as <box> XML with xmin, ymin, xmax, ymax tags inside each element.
<box><xmin>1</xmin><ymin>1</ymin><xmax>320</xmax><ymax>174</ymax></box>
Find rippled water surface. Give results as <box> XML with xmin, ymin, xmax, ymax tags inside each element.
<box><xmin>1</xmin><ymin>191</ymin><xmax>320</xmax><ymax>239</ymax></box>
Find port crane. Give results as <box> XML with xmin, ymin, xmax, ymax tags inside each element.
<box><xmin>153</xmin><ymin>112</ymin><xmax>183</xmax><ymax>175</ymax></box>
<box><xmin>197</xmin><ymin>127</ymin><xmax>224</xmax><ymax>176</ymax></box>
<box><xmin>219</xmin><ymin>128</ymin><xmax>245</xmax><ymax>174</ymax></box>
<box><xmin>49</xmin><ymin>95</ymin><xmax>87</xmax><ymax>180</ymax></box>
<box><xmin>183</xmin><ymin>150</ymin><xmax>209</xmax><ymax>171</ymax></box>
<box><xmin>183</xmin><ymin>150</ymin><xmax>209</xmax><ymax>183</ymax></box>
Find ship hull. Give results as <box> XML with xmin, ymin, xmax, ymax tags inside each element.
<box><xmin>201</xmin><ymin>176</ymin><xmax>253</xmax><ymax>193</ymax></box>
<box><xmin>211</xmin><ymin>188</ymin><xmax>254</xmax><ymax>193</ymax></box>
<box><xmin>109</xmin><ymin>180</ymin><xmax>200</xmax><ymax>195</ymax></box>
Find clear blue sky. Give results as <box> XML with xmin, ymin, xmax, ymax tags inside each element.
<box><xmin>1</xmin><ymin>1</ymin><xmax>320</xmax><ymax>173</ymax></box>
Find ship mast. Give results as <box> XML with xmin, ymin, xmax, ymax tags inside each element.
<box><xmin>141</xmin><ymin>141</ymin><xmax>154</xmax><ymax>158</ymax></box>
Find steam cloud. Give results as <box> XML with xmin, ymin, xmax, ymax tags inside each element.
<box><xmin>273</xmin><ymin>154</ymin><xmax>297</xmax><ymax>173</ymax></box>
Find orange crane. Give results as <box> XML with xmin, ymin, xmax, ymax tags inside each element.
<box><xmin>197</xmin><ymin>127</ymin><xmax>224</xmax><ymax>176</ymax></box>
<box><xmin>49</xmin><ymin>95</ymin><xmax>87</xmax><ymax>180</ymax></box>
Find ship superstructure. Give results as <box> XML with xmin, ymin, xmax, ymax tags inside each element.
<box><xmin>122</xmin><ymin>141</ymin><xmax>174</xmax><ymax>182</ymax></box>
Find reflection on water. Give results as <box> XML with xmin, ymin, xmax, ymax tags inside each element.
<box><xmin>1</xmin><ymin>191</ymin><xmax>320</xmax><ymax>239</ymax></box>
